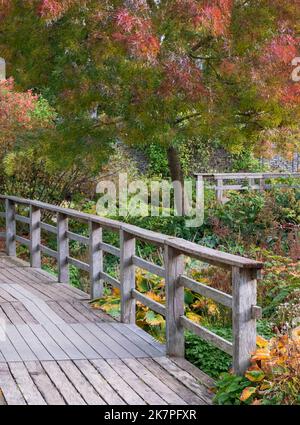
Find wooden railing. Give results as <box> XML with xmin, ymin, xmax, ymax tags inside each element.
<box><xmin>0</xmin><ymin>195</ymin><xmax>263</xmax><ymax>375</ymax></box>
<box><xmin>195</xmin><ymin>172</ymin><xmax>300</xmax><ymax>203</ymax></box>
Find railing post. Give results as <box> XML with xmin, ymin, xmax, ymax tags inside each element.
<box><xmin>120</xmin><ymin>229</ymin><xmax>136</xmax><ymax>324</ymax></box>
<box><xmin>259</xmin><ymin>177</ymin><xmax>265</xmax><ymax>192</ymax></box>
<box><xmin>89</xmin><ymin>221</ymin><xmax>103</xmax><ymax>299</ymax></box>
<box><xmin>232</xmin><ymin>267</ymin><xmax>258</xmax><ymax>375</ymax></box>
<box><xmin>216</xmin><ymin>178</ymin><xmax>224</xmax><ymax>203</ymax></box>
<box><xmin>30</xmin><ymin>206</ymin><xmax>41</xmax><ymax>268</ymax></box>
<box><xmin>164</xmin><ymin>244</ymin><xmax>185</xmax><ymax>357</ymax></box>
<box><xmin>5</xmin><ymin>199</ymin><xmax>16</xmax><ymax>256</ymax></box>
<box><xmin>57</xmin><ymin>212</ymin><xmax>69</xmax><ymax>283</ymax></box>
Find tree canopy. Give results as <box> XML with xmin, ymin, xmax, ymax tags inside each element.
<box><xmin>0</xmin><ymin>0</ymin><xmax>299</xmax><ymax>181</ymax></box>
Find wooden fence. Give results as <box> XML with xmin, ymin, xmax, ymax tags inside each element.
<box><xmin>195</xmin><ymin>172</ymin><xmax>300</xmax><ymax>203</ymax></box>
<box><xmin>0</xmin><ymin>195</ymin><xmax>263</xmax><ymax>375</ymax></box>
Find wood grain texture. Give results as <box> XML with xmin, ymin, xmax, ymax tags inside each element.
<box><xmin>30</xmin><ymin>206</ymin><xmax>41</xmax><ymax>268</ymax></box>
<box><xmin>164</xmin><ymin>245</ymin><xmax>185</xmax><ymax>357</ymax></box>
<box><xmin>232</xmin><ymin>267</ymin><xmax>258</xmax><ymax>375</ymax></box>
<box><xmin>57</xmin><ymin>213</ymin><xmax>69</xmax><ymax>284</ymax></box>
<box><xmin>120</xmin><ymin>230</ymin><xmax>136</xmax><ymax>324</ymax></box>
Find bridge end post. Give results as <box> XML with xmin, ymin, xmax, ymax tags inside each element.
<box><xmin>5</xmin><ymin>199</ymin><xmax>16</xmax><ymax>257</ymax></box>
<box><xmin>165</xmin><ymin>245</ymin><xmax>185</xmax><ymax>358</ymax></box>
<box><xmin>57</xmin><ymin>212</ymin><xmax>69</xmax><ymax>283</ymax></box>
<box><xmin>120</xmin><ymin>229</ymin><xmax>136</xmax><ymax>324</ymax></box>
<box><xmin>30</xmin><ymin>206</ymin><xmax>41</xmax><ymax>268</ymax></box>
<box><xmin>232</xmin><ymin>267</ymin><xmax>258</xmax><ymax>375</ymax></box>
<box><xmin>89</xmin><ymin>221</ymin><xmax>103</xmax><ymax>299</ymax></box>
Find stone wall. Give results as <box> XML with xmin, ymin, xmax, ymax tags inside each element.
<box><xmin>261</xmin><ymin>152</ymin><xmax>299</xmax><ymax>172</ymax></box>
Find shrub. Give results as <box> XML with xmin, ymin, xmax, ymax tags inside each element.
<box><xmin>214</xmin><ymin>330</ymin><xmax>300</xmax><ymax>405</ymax></box>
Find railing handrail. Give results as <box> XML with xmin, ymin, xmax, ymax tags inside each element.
<box><xmin>194</xmin><ymin>172</ymin><xmax>300</xmax><ymax>179</ymax></box>
<box><xmin>0</xmin><ymin>195</ymin><xmax>262</xmax><ymax>269</ymax></box>
<box><xmin>0</xmin><ymin>194</ymin><xmax>263</xmax><ymax>375</ymax></box>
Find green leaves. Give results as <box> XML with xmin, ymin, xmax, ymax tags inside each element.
<box><xmin>214</xmin><ymin>373</ymin><xmax>251</xmax><ymax>405</ymax></box>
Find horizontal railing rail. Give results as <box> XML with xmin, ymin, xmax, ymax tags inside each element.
<box><xmin>0</xmin><ymin>194</ymin><xmax>263</xmax><ymax>375</ymax></box>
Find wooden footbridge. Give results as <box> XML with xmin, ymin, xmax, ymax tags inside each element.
<box><xmin>0</xmin><ymin>195</ymin><xmax>262</xmax><ymax>405</ymax></box>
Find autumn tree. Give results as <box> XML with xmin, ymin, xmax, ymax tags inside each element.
<box><xmin>1</xmin><ymin>1</ymin><xmax>300</xmax><ymax>209</ymax></box>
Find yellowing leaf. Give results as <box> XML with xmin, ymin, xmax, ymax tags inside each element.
<box><xmin>186</xmin><ymin>312</ymin><xmax>202</xmax><ymax>324</ymax></box>
<box><xmin>145</xmin><ymin>291</ymin><xmax>163</xmax><ymax>303</ymax></box>
<box><xmin>240</xmin><ymin>387</ymin><xmax>256</xmax><ymax>402</ymax></box>
<box><xmin>245</xmin><ymin>367</ymin><xmax>265</xmax><ymax>382</ymax></box>
<box><xmin>256</xmin><ymin>335</ymin><xmax>269</xmax><ymax>348</ymax></box>
<box><xmin>145</xmin><ymin>310</ymin><xmax>164</xmax><ymax>326</ymax></box>
<box><xmin>252</xmin><ymin>348</ymin><xmax>271</xmax><ymax>361</ymax></box>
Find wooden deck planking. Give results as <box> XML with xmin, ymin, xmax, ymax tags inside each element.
<box><xmin>0</xmin><ymin>254</ymin><xmax>214</xmax><ymax>405</ymax></box>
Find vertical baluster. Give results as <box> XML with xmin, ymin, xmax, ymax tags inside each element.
<box><xmin>57</xmin><ymin>212</ymin><xmax>69</xmax><ymax>283</ymax></box>
<box><xmin>120</xmin><ymin>229</ymin><xmax>136</xmax><ymax>324</ymax></box>
<box><xmin>164</xmin><ymin>244</ymin><xmax>185</xmax><ymax>357</ymax></box>
<box><xmin>30</xmin><ymin>205</ymin><xmax>41</xmax><ymax>268</ymax></box>
<box><xmin>232</xmin><ymin>267</ymin><xmax>258</xmax><ymax>375</ymax></box>
<box><xmin>216</xmin><ymin>178</ymin><xmax>224</xmax><ymax>203</ymax></box>
<box><xmin>89</xmin><ymin>221</ymin><xmax>103</xmax><ymax>299</ymax></box>
<box><xmin>5</xmin><ymin>199</ymin><xmax>16</xmax><ymax>257</ymax></box>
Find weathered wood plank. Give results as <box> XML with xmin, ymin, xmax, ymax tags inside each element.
<box><xmin>40</xmin><ymin>244</ymin><xmax>58</xmax><ymax>259</ymax></box>
<box><xmin>15</xmin><ymin>324</ymin><xmax>53</xmax><ymax>361</ymax></box>
<box><xmin>46</xmin><ymin>301</ymin><xmax>77</xmax><ymax>323</ymax></box>
<box><xmin>139</xmin><ymin>358</ymin><xmax>205</xmax><ymax>405</ymax></box>
<box><xmin>41</xmin><ymin>361</ymin><xmax>86</xmax><ymax>405</ymax></box>
<box><xmin>107</xmin><ymin>358</ymin><xmax>166</xmax><ymax>405</ymax></box>
<box><xmin>25</xmin><ymin>361</ymin><xmax>65</xmax><ymax>405</ymax></box>
<box><xmin>91</xmin><ymin>358</ymin><xmax>145</xmax><ymax>405</ymax></box>
<box><xmin>82</xmin><ymin>322</ymin><xmax>133</xmax><ymax>358</ymax></box>
<box><xmin>28</xmin><ymin>324</ymin><xmax>69</xmax><ymax>360</ymax></box>
<box><xmin>4</xmin><ymin>325</ymin><xmax>37</xmax><ymax>361</ymax></box>
<box><xmin>0</xmin><ymin>363</ymin><xmax>26</xmax><ymax>405</ymax></box>
<box><xmin>180</xmin><ymin>275</ymin><xmax>233</xmax><ymax>308</ymax></box>
<box><xmin>124</xmin><ymin>358</ymin><xmax>187</xmax><ymax>405</ymax></box>
<box><xmin>100</xmin><ymin>242</ymin><xmax>120</xmax><ymax>258</ymax></box>
<box><xmin>154</xmin><ymin>357</ymin><xmax>213</xmax><ymax>404</ymax></box>
<box><xmin>99</xmin><ymin>271</ymin><xmax>120</xmax><ymax>289</ymax></box>
<box><xmin>170</xmin><ymin>357</ymin><xmax>215</xmax><ymax>389</ymax></box>
<box><xmin>70</xmin><ymin>323</ymin><xmax>118</xmax><ymax>359</ymax></box>
<box><xmin>15</xmin><ymin>235</ymin><xmax>30</xmax><ymax>247</ymax></box>
<box><xmin>74</xmin><ymin>359</ymin><xmax>124</xmax><ymax>405</ymax></box>
<box><xmin>0</xmin><ymin>302</ymin><xmax>24</xmax><ymax>324</ymax></box>
<box><xmin>180</xmin><ymin>316</ymin><xmax>233</xmax><ymax>355</ymax></box>
<box><xmin>55</xmin><ymin>323</ymin><xmax>100</xmax><ymax>360</ymax></box>
<box><xmin>58</xmin><ymin>360</ymin><xmax>106</xmax><ymax>405</ymax></box>
<box><xmin>8</xmin><ymin>362</ymin><xmax>46</xmax><ymax>405</ymax></box>
<box><xmin>40</xmin><ymin>222</ymin><xmax>57</xmax><ymax>234</ymax></box>
<box><xmin>110</xmin><ymin>323</ymin><xmax>163</xmax><ymax>358</ymax></box>
<box><xmin>132</xmin><ymin>289</ymin><xmax>166</xmax><ymax>317</ymax></box>
<box><xmin>126</xmin><ymin>324</ymin><xmax>166</xmax><ymax>354</ymax></box>
<box><xmin>66</xmin><ymin>231</ymin><xmax>88</xmax><ymax>245</ymax></box>
<box><xmin>97</xmin><ymin>323</ymin><xmax>148</xmax><ymax>358</ymax></box>
<box><xmin>132</xmin><ymin>256</ymin><xmax>165</xmax><ymax>278</ymax></box>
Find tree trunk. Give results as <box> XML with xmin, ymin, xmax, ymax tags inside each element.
<box><xmin>167</xmin><ymin>145</ymin><xmax>188</xmax><ymax>216</ymax></box>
